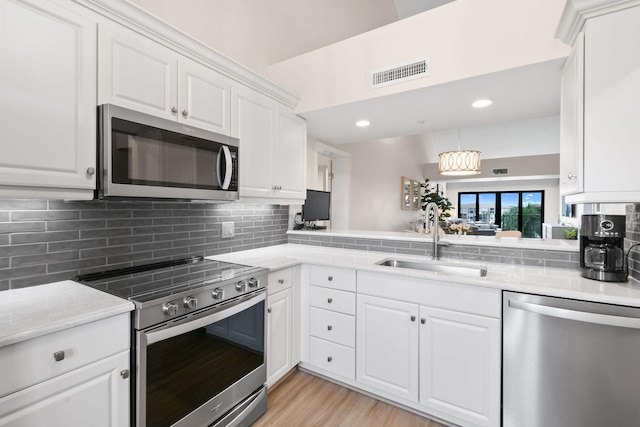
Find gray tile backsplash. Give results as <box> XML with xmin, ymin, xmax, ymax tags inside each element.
<box><xmin>0</xmin><ymin>200</ymin><xmax>288</xmax><ymax>290</ymax></box>
<box><xmin>627</xmin><ymin>204</ymin><xmax>640</xmax><ymax>282</ymax></box>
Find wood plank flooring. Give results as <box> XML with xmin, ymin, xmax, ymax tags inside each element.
<box><xmin>253</xmin><ymin>370</ymin><xmax>447</xmax><ymax>427</ymax></box>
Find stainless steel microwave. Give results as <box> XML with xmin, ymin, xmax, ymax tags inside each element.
<box><xmin>97</xmin><ymin>104</ymin><xmax>239</xmax><ymax>201</ymax></box>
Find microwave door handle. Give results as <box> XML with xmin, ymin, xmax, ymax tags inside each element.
<box><xmin>217</xmin><ymin>145</ymin><xmax>233</xmax><ymax>190</ymax></box>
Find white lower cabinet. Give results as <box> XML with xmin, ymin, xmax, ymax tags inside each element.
<box><xmin>0</xmin><ymin>350</ymin><xmax>130</xmax><ymax>427</ymax></box>
<box><xmin>267</xmin><ymin>287</ymin><xmax>293</xmax><ymax>387</ymax></box>
<box><xmin>419</xmin><ymin>306</ymin><xmax>501</xmax><ymax>427</ymax></box>
<box><xmin>355</xmin><ymin>271</ymin><xmax>501</xmax><ymax>427</ymax></box>
<box><xmin>356</xmin><ymin>294</ymin><xmax>419</xmax><ymax>402</ymax></box>
<box><xmin>266</xmin><ymin>267</ymin><xmax>300</xmax><ymax>387</ymax></box>
<box><xmin>0</xmin><ymin>313</ymin><xmax>131</xmax><ymax>426</ymax></box>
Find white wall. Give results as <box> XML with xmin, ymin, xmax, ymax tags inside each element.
<box><xmin>338</xmin><ymin>134</ymin><xmax>431</xmax><ymax>231</ymax></box>
<box><xmin>267</xmin><ymin>0</ymin><xmax>568</xmax><ymax>114</ymax></box>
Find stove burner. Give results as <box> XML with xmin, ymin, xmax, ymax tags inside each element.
<box><xmin>76</xmin><ymin>255</ymin><xmax>267</xmax><ymax>330</ymax></box>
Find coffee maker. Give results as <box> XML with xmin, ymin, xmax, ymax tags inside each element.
<box><xmin>580</xmin><ymin>214</ymin><xmax>626</xmax><ymax>282</ymax></box>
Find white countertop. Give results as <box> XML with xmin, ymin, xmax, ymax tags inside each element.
<box><xmin>0</xmin><ymin>281</ymin><xmax>134</xmax><ymax>348</ymax></box>
<box><xmin>208</xmin><ymin>244</ymin><xmax>640</xmax><ymax>308</ymax></box>
<box><xmin>288</xmin><ymin>229</ymin><xmax>580</xmax><ymax>252</ymax></box>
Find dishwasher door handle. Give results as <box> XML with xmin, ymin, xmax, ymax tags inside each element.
<box><xmin>508</xmin><ymin>299</ymin><xmax>640</xmax><ymax>329</ymax></box>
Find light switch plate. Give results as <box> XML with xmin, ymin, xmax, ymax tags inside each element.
<box><xmin>221</xmin><ymin>221</ymin><xmax>234</xmax><ymax>238</ymax></box>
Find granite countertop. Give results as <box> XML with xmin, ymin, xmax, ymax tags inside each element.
<box><xmin>288</xmin><ymin>229</ymin><xmax>580</xmax><ymax>252</ymax></box>
<box><xmin>0</xmin><ymin>281</ymin><xmax>134</xmax><ymax>348</ymax></box>
<box><xmin>207</xmin><ymin>243</ymin><xmax>640</xmax><ymax>308</ymax></box>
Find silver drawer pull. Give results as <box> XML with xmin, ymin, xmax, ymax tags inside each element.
<box><xmin>53</xmin><ymin>351</ymin><xmax>65</xmax><ymax>362</ymax></box>
<box><xmin>328</xmin><ymin>276</ymin><xmax>333</xmax><ymax>281</ymax></box>
<box><xmin>421</xmin><ymin>318</ymin><xmax>426</xmax><ymax>324</ymax></box>
<box><xmin>411</xmin><ymin>315</ymin><xmax>416</xmax><ymax>322</ymax></box>
<box><xmin>327</xmin><ymin>356</ymin><xmax>333</xmax><ymax>362</ymax></box>
<box><xmin>120</xmin><ymin>369</ymin><xmax>130</xmax><ymax>379</ymax></box>
<box><xmin>327</xmin><ymin>298</ymin><xmax>333</xmax><ymax>303</ymax></box>
<box><xmin>278</xmin><ymin>279</ymin><xmax>284</xmax><ymax>284</ymax></box>
<box><xmin>327</xmin><ymin>325</ymin><xmax>333</xmax><ymax>331</ymax></box>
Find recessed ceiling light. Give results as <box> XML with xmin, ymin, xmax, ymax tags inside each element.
<box><xmin>355</xmin><ymin>120</ymin><xmax>370</xmax><ymax>127</ymax></box>
<box><xmin>472</xmin><ymin>99</ymin><xmax>493</xmax><ymax>108</ymax></box>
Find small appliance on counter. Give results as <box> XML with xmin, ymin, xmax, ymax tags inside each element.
<box><xmin>580</xmin><ymin>214</ymin><xmax>626</xmax><ymax>282</ymax></box>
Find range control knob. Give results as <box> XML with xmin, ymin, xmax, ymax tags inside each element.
<box><xmin>248</xmin><ymin>277</ymin><xmax>259</xmax><ymax>288</ymax></box>
<box><xmin>236</xmin><ymin>281</ymin><xmax>247</xmax><ymax>292</ymax></box>
<box><xmin>212</xmin><ymin>288</ymin><xmax>224</xmax><ymax>300</ymax></box>
<box><xmin>163</xmin><ymin>302</ymin><xmax>179</xmax><ymax>317</ymax></box>
<box><xmin>183</xmin><ymin>296</ymin><xmax>198</xmax><ymax>309</ymax></box>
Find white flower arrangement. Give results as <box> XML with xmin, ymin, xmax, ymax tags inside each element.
<box><xmin>449</xmin><ymin>223</ymin><xmax>470</xmax><ymax>234</ymax></box>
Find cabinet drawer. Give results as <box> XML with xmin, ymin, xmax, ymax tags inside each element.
<box><xmin>309</xmin><ymin>285</ymin><xmax>355</xmax><ymax>315</ymax></box>
<box><xmin>309</xmin><ymin>307</ymin><xmax>355</xmax><ymax>347</ymax></box>
<box><xmin>0</xmin><ymin>313</ymin><xmax>130</xmax><ymax>398</ymax></box>
<box><xmin>309</xmin><ymin>265</ymin><xmax>356</xmax><ymax>292</ymax></box>
<box><xmin>268</xmin><ymin>267</ymin><xmax>293</xmax><ymax>295</ymax></box>
<box><xmin>309</xmin><ymin>337</ymin><xmax>355</xmax><ymax>380</ymax></box>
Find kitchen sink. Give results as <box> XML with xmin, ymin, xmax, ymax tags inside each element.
<box><xmin>376</xmin><ymin>258</ymin><xmax>488</xmax><ymax>277</ymax></box>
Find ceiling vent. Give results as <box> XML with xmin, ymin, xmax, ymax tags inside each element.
<box><xmin>370</xmin><ymin>57</ymin><xmax>430</xmax><ymax>88</ymax></box>
<box><xmin>492</xmin><ymin>168</ymin><xmax>509</xmax><ymax>175</ymax></box>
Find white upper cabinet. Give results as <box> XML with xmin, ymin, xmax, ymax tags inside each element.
<box><xmin>234</xmin><ymin>85</ymin><xmax>307</xmax><ymax>203</ymax></box>
<box><xmin>559</xmin><ymin>4</ymin><xmax>640</xmax><ymax>202</ymax></box>
<box><xmin>0</xmin><ymin>0</ymin><xmax>97</xmax><ymax>199</ymax></box>
<box><xmin>99</xmin><ymin>22</ymin><xmax>232</xmax><ymax>135</ymax></box>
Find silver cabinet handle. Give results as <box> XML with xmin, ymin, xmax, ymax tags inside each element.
<box><xmin>327</xmin><ymin>325</ymin><xmax>333</xmax><ymax>331</ymax></box>
<box><xmin>327</xmin><ymin>298</ymin><xmax>333</xmax><ymax>303</ymax></box>
<box><xmin>267</xmin><ymin>307</ymin><xmax>272</xmax><ymax>314</ymax></box>
<box><xmin>421</xmin><ymin>318</ymin><xmax>426</xmax><ymax>324</ymax></box>
<box><xmin>278</xmin><ymin>279</ymin><xmax>284</xmax><ymax>284</ymax></box>
<box><xmin>86</xmin><ymin>167</ymin><xmax>95</xmax><ymax>175</ymax></box>
<box><xmin>171</xmin><ymin>106</ymin><xmax>178</xmax><ymax>114</ymax></box>
<box><xmin>53</xmin><ymin>351</ymin><xmax>65</xmax><ymax>362</ymax></box>
<box><xmin>410</xmin><ymin>315</ymin><xmax>416</xmax><ymax>322</ymax></box>
<box><xmin>508</xmin><ymin>299</ymin><xmax>640</xmax><ymax>329</ymax></box>
<box><xmin>327</xmin><ymin>356</ymin><xmax>333</xmax><ymax>362</ymax></box>
<box><xmin>182</xmin><ymin>109</ymin><xmax>188</xmax><ymax>118</ymax></box>
<box><xmin>328</xmin><ymin>276</ymin><xmax>333</xmax><ymax>281</ymax></box>
<box><xmin>120</xmin><ymin>369</ymin><xmax>130</xmax><ymax>379</ymax></box>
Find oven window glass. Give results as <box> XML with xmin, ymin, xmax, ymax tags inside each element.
<box><xmin>111</xmin><ymin>117</ymin><xmax>238</xmax><ymax>191</ymax></box>
<box><xmin>145</xmin><ymin>300</ymin><xmax>264</xmax><ymax>426</ymax></box>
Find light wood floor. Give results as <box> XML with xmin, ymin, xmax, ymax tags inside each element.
<box><xmin>253</xmin><ymin>370</ymin><xmax>447</xmax><ymax>427</ymax></box>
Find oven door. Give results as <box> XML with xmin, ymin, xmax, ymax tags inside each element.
<box><xmin>136</xmin><ymin>290</ymin><xmax>266</xmax><ymax>427</ymax></box>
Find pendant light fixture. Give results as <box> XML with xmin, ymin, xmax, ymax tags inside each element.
<box><xmin>438</xmin><ymin>129</ymin><xmax>481</xmax><ymax>176</ymax></box>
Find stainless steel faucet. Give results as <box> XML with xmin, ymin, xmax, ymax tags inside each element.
<box><xmin>424</xmin><ymin>202</ymin><xmax>440</xmax><ymax>260</ymax></box>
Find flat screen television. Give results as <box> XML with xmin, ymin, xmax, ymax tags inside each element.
<box><xmin>302</xmin><ymin>190</ymin><xmax>330</xmax><ymax>225</ymax></box>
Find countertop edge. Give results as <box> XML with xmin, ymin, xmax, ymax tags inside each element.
<box><xmin>0</xmin><ymin>281</ymin><xmax>134</xmax><ymax>348</ymax></box>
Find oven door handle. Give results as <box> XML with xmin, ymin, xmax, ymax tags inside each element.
<box><xmin>146</xmin><ymin>291</ymin><xmax>265</xmax><ymax>345</ymax></box>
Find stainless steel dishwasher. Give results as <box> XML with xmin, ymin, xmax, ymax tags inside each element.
<box><xmin>503</xmin><ymin>291</ymin><xmax>640</xmax><ymax>427</ymax></box>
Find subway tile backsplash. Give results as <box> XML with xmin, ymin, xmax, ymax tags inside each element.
<box><xmin>0</xmin><ymin>200</ymin><xmax>288</xmax><ymax>290</ymax></box>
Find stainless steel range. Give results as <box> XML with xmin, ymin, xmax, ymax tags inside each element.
<box><xmin>77</xmin><ymin>256</ymin><xmax>268</xmax><ymax>427</ymax></box>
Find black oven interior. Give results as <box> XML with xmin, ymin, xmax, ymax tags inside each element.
<box><xmin>144</xmin><ymin>299</ymin><xmax>265</xmax><ymax>426</ymax></box>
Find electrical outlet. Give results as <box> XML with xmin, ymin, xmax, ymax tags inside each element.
<box><xmin>221</xmin><ymin>221</ymin><xmax>234</xmax><ymax>238</ymax></box>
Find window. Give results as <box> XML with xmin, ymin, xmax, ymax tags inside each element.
<box><xmin>457</xmin><ymin>191</ymin><xmax>544</xmax><ymax>238</ymax></box>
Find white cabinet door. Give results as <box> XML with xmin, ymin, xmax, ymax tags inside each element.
<box><xmin>356</xmin><ymin>294</ymin><xmax>419</xmax><ymax>402</ymax></box>
<box><xmin>274</xmin><ymin>106</ymin><xmax>306</xmax><ymax>200</ymax></box>
<box><xmin>419</xmin><ymin>306</ymin><xmax>501</xmax><ymax>427</ymax></box>
<box><xmin>267</xmin><ymin>288</ymin><xmax>292</xmax><ymax>387</ymax></box>
<box><xmin>178</xmin><ymin>57</ymin><xmax>231</xmax><ymax>135</ymax></box>
<box><xmin>559</xmin><ymin>32</ymin><xmax>584</xmax><ymax>196</ymax></box>
<box><xmin>0</xmin><ymin>0</ymin><xmax>96</xmax><ymax>199</ymax></box>
<box><xmin>582</xmin><ymin>5</ymin><xmax>640</xmax><ymax>197</ymax></box>
<box><xmin>235</xmin><ymin>86</ymin><xmax>276</xmax><ymax>199</ymax></box>
<box><xmin>98</xmin><ymin>22</ymin><xmax>177</xmax><ymax>120</ymax></box>
<box><xmin>0</xmin><ymin>350</ymin><xmax>130</xmax><ymax>427</ymax></box>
